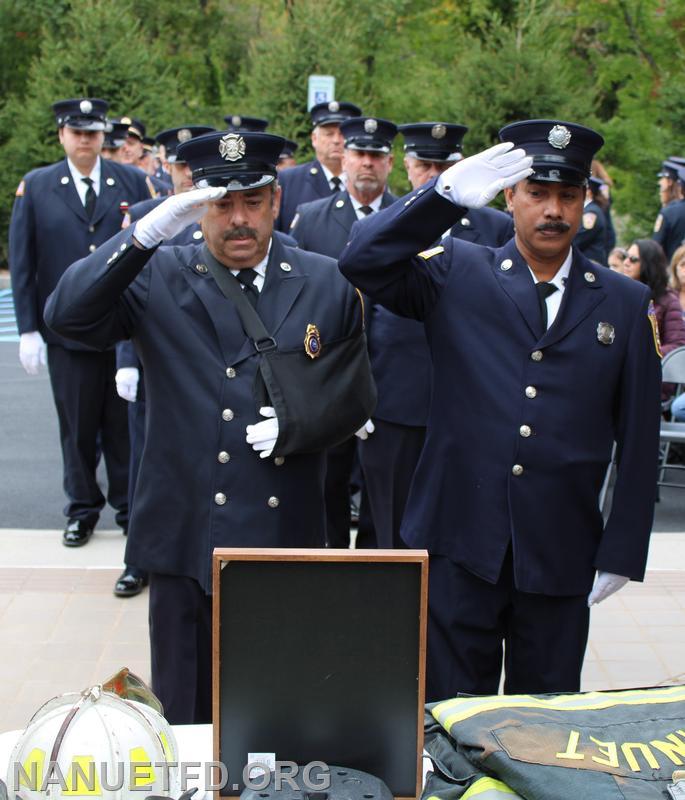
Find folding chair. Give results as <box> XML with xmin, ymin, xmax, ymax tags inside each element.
<box><xmin>658</xmin><ymin>345</ymin><xmax>685</xmax><ymax>489</ymax></box>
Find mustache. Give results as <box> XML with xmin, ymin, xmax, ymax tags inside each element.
<box><xmin>536</xmin><ymin>221</ymin><xmax>571</xmax><ymax>233</ymax></box>
<box><xmin>222</xmin><ymin>226</ymin><xmax>257</xmax><ymax>241</ymax></box>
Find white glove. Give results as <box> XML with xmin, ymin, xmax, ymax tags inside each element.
<box><xmin>134</xmin><ymin>186</ymin><xmax>227</xmax><ymax>249</ymax></box>
<box><xmin>19</xmin><ymin>331</ymin><xmax>47</xmax><ymax>375</ymax></box>
<box><xmin>436</xmin><ymin>142</ymin><xmax>533</xmax><ymax>208</ymax></box>
<box><xmin>115</xmin><ymin>367</ymin><xmax>139</xmax><ymax>402</ymax></box>
<box><xmin>245</xmin><ymin>406</ymin><xmax>279</xmax><ymax>459</ymax></box>
<box><xmin>355</xmin><ymin>419</ymin><xmax>375</xmax><ymax>440</ymax></box>
<box><xmin>587</xmin><ymin>571</ymin><xmax>630</xmax><ymax>607</ymax></box>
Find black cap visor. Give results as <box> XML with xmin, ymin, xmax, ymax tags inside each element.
<box><xmin>405</xmin><ymin>148</ymin><xmax>462</xmax><ymax>163</ymax></box>
<box><xmin>345</xmin><ymin>139</ymin><xmax>391</xmax><ymax>154</ymax></box>
<box><xmin>193</xmin><ymin>163</ymin><xmax>277</xmax><ymax>191</ymax></box>
<box><xmin>527</xmin><ymin>154</ymin><xmax>588</xmax><ymax>186</ymax></box>
<box><xmin>62</xmin><ymin>116</ymin><xmax>107</xmax><ymax>132</ymax></box>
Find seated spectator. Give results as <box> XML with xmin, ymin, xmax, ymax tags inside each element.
<box><xmin>624</xmin><ymin>239</ymin><xmax>685</xmax><ymax>402</ymax></box>
<box><xmin>669</xmin><ymin>243</ymin><xmax>685</xmax><ymax>315</ymax></box>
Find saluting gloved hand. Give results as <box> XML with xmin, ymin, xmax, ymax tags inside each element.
<box><xmin>19</xmin><ymin>331</ymin><xmax>47</xmax><ymax>376</ymax></box>
<box><xmin>436</xmin><ymin>142</ymin><xmax>533</xmax><ymax>208</ymax></box>
<box><xmin>115</xmin><ymin>367</ymin><xmax>139</xmax><ymax>403</ymax></box>
<box><xmin>587</xmin><ymin>571</ymin><xmax>630</xmax><ymax>607</ymax></box>
<box><xmin>355</xmin><ymin>419</ymin><xmax>375</xmax><ymax>440</ymax></box>
<box><xmin>245</xmin><ymin>407</ymin><xmax>279</xmax><ymax>459</ymax></box>
<box><xmin>133</xmin><ymin>186</ymin><xmax>227</xmax><ymax>249</ymax></box>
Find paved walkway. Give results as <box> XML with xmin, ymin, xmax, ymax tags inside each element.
<box><xmin>0</xmin><ymin>529</ymin><xmax>683</xmax><ymax>733</ymax></box>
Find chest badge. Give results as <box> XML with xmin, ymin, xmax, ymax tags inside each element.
<box><xmin>597</xmin><ymin>321</ymin><xmax>615</xmax><ymax>345</ymax></box>
<box><xmin>304</xmin><ymin>323</ymin><xmax>322</xmax><ymax>359</ymax></box>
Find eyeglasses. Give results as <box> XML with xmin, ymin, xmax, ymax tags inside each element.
<box><xmin>624</xmin><ymin>255</ymin><xmax>640</xmax><ymax>263</ymax></box>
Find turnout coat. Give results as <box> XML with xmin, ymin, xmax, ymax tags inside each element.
<box><xmin>9</xmin><ymin>157</ymin><xmax>150</xmax><ymax>350</ymax></box>
<box><xmin>339</xmin><ymin>181</ymin><xmax>662</xmax><ymax>596</ymax></box>
<box><xmin>45</xmin><ymin>230</ymin><xmax>364</xmax><ymax>592</ymax></box>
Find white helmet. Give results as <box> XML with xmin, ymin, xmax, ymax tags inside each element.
<box><xmin>7</xmin><ymin>682</ymin><xmax>181</xmax><ymax>799</ymax></box>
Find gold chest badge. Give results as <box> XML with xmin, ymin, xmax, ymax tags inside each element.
<box><xmin>304</xmin><ymin>324</ymin><xmax>322</xmax><ymax>359</ymax></box>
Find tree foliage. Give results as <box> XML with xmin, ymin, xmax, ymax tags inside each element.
<box><xmin>1</xmin><ymin>0</ymin><xmax>685</xmax><ymax>263</ymax></box>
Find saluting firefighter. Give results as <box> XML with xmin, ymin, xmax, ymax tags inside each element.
<box><xmin>45</xmin><ymin>130</ymin><xmax>371</xmax><ymax>724</ymax></box>
<box><xmin>339</xmin><ymin>120</ymin><xmax>662</xmax><ymax>700</ymax></box>
<box><xmin>9</xmin><ymin>98</ymin><xmax>151</xmax><ymax>547</ymax></box>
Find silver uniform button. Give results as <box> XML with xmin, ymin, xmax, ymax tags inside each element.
<box><xmin>280</xmin><ymin>262</ymin><xmax>292</xmax><ymax>272</ymax></box>
<box><xmin>60</xmin><ymin>176</ymin><xmax>70</xmax><ymax>185</ymax></box>
<box><xmin>268</xmin><ymin>496</ymin><xmax>280</xmax><ymax>508</ymax></box>
<box><xmin>584</xmin><ymin>271</ymin><xmax>596</xmax><ymax>283</ymax></box>
<box><xmin>218</xmin><ymin>451</ymin><xmax>230</xmax><ymax>464</ymax></box>
<box><xmin>519</xmin><ymin>425</ymin><xmax>532</xmax><ymax>438</ymax></box>
<box><xmin>274</xmin><ymin>456</ymin><xmax>285</xmax><ymax>466</ymax></box>
<box><xmin>193</xmin><ymin>230</ymin><xmax>203</xmax><ymax>240</ymax></box>
<box><xmin>525</xmin><ymin>386</ymin><xmax>537</xmax><ymax>399</ymax></box>
<box><xmin>512</xmin><ymin>464</ymin><xmax>524</xmax><ymax>476</ymax></box>
<box><xmin>460</xmin><ymin>217</ymin><xmax>470</xmax><ymax>227</ymax></box>
<box><xmin>89</xmin><ymin>244</ymin><xmax>96</xmax><ymax>253</ymax></box>
<box><xmin>221</xmin><ymin>408</ymin><xmax>234</xmax><ymax>421</ymax></box>
<box><xmin>335</xmin><ymin>199</ymin><xmax>345</xmax><ymax>208</ymax></box>
<box><xmin>226</xmin><ymin>367</ymin><xmax>236</xmax><ymax>378</ymax></box>
<box><xmin>88</xmin><ymin>225</ymin><xmax>95</xmax><ymax>233</ymax></box>
<box><xmin>120</xmin><ymin>243</ymin><xmax>127</xmax><ymax>251</ymax></box>
<box><xmin>500</xmin><ymin>259</ymin><xmax>512</xmax><ymax>271</ymax></box>
<box><xmin>215</xmin><ymin>492</ymin><xmax>227</xmax><ymax>505</ymax></box>
<box><xmin>106</xmin><ymin>177</ymin><xmax>115</xmax><ymax>186</ymax></box>
<box><xmin>531</xmin><ymin>350</ymin><xmax>543</xmax><ymax>361</ymax></box>
<box><xmin>195</xmin><ymin>263</ymin><xmax>208</xmax><ymax>274</ymax></box>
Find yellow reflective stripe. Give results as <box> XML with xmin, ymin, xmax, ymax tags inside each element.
<box><xmin>434</xmin><ymin>685</ymin><xmax>685</xmax><ymax>729</ymax></box>
<box><xmin>463</xmin><ymin>777</ymin><xmax>518</xmax><ymax>797</ymax></box>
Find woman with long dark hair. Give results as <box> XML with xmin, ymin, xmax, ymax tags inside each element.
<box><xmin>623</xmin><ymin>239</ymin><xmax>685</xmax><ymax>357</ymax></box>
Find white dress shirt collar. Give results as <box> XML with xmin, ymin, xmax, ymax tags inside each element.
<box><xmin>67</xmin><ymin>157</ymin><xmax>101</xmax><ymax>205</ymax></box>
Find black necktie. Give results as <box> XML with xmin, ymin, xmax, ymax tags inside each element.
<box><xmin>359</xmin><ymin>205</ymin><xmax>373</xmax><ymax>216</ymax></box>
<box><xmin>82</xmin><ymin>177</ymin><xmax>96</xmax><ymax>219</ymax></box>
<box><xmin>536</xmin><ymin>281</ymin><xmax>558</xmax><ymax>330</ymax></box>
<box><xmin>330</xmin><ymin>176</ymin><xmax>342</xmax><ymax>192</ymax></box>
<box><xmin>234</xmin><ymin>269</ymin><xmax>259</xmax><ymax>309</ymax></box>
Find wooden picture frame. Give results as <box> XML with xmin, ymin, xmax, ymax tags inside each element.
<box><xmin>212</xmin><ymin>548</ymin><xmax>428</xmax><ymax>800</ymax></box>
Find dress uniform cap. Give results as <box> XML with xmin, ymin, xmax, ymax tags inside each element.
<box><xmin>657</xmin><ymin>159</ymin><xmax>682</xmax><ymax>181</ymax></box>
<box><xmin>126</xmin><ymin>117</ymin><xmax>146</xmax><ymax>141</ymax></box>
<box><xmin>310</xmin><ymin>101</ymin><xmax>362</xmax><ymax>128</ymax></box>
<box><xmin>341</xmin><ymin>117</ymin><xmax>398</xmax><ymax>154</ymax></box>
<box><xmin>399</xmin><ymin>122</ymin><xmax>468</xmax><ymax>162</ymax></box>
<box><xmin>498</xmin><ymin>119</ymin><xmax>604</xmax><ymax>186</ymax></box>
<box><xmin>178</xmin><ymin>130</ymin><xmax>285</xmax><ymax>191</ymax></box>
<box><xmin>279</xmin><ymin>138</ymin><xmax>298</xmax><ymax>160</ymax></box>
<box><xmin>103</xmin><ymin>119</ymin><xmax>129</xmax><ymax>149</ymax></box>
<box><xmin>155</xmin><ymin>126</ymin><xmax>216</xmax><ymax>163</ymax></box>
<box><xmin>223</xmin><ymin>115</ymin><xmax>269</xmax><ymax>132</ymax></box>
<box><xmin>52</xmin><ymin>98</ymin><xmax>108</xmax><ymax>131</ymax></box>
<box><xmin>587</xmin><ymin>175</ymin><xmax>604</xmax><ymax>194</ymax></box>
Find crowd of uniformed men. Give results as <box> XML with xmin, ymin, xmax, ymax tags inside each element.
<box><xmin>8</xmin><ymin>95</ymin><xmax>676</xmax><ymax>722</ymax></box>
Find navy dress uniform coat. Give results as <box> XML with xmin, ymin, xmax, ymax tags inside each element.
<box><xmin>276</xmin><ymin>158</ymin><xmax>332</xmax><ymax>232</ymax></box>
<box><xmin>9</xmin><ymin>157</ymin><xmax>151</xmax><ymax>528</ymax></box>
<box><xmin>45</xmin><ymin>228</ymin><xmax>364</xmax><ymax>593</ymax></box>
<box><xmin>362</xmin><ymin>205</ymin><xmax>514</xmax><ymax>548</ymax></box>
<box><xmin>574</xmin><ymin>199</ymin><xmax>608</xmax><ymax>265</ymax></box>
<box><xmin>653</xmin><ymin>199</ymin><xmax>685</xmax><ymax>261</ymax></box>
<box><xmin>339</xmin><ymin>181</ymin><xmax>662</xmax><ymax>596</ymax></box>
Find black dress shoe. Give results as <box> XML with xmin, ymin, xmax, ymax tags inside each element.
<box><xmin>62</xmin><ymin>519</ymin><xmax>94</xmax><ymax>547</ymax></box>
<box><xmin>114</xmin><ymin>569</ymin><xmax>149</xmax><ymax>598</ymax></box>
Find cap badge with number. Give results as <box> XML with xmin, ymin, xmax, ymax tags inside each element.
<box><xmin>596</xmin><ymin>322</ymin><xmax>615</xmax><ymax>345</ymax></box>
<box><xmin>431</xmin><ymin>124</ymin><xmax>446</xmax><ymax>139</ymax></box>
<box><xmin>304</xmin><ymin>323</ymin><xmax>322</xmax><ymax>359</ymax></box>
<box><xmin>177</xmin><ymin>128</ymin><xmax>192</xmax><ymax>143</ymax></box>
<box><xmin>79</xmin><ymin>100</ymin><xmax>93</xmax><ymax>114</ymax></box>
<box><xmin>219</xmin><ymin>133</ymin><xmax>246</xmax><ymax>162</ymax></box>
<box><xmin>328</xmin><ymin>101</ymin><xmax>340</xmax><ymax>112</ymax></box>
<box><xmin>364</xmin><ymin>118</ymin><xmax>378</xmax><ymax>134</ymax></box>
<box><xmin>548</xmin><ymin>124</ymin><xmax>572</xmax><ymax>149</ymax></box>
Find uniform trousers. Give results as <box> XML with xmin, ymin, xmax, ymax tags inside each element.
<box><xmin>359</xmin><ymin>419</ymin><xmax>425</xmax><ymax>549</ymax></box>
<box><xmin>324</xmin><ymin>437</ymin><xmax>358</xmax><ymax>548</ymax></box>
<box><xmin>149</xmin><ymin>573</ymin><xmax>212</xmax><ymax>724</ymax></box>
<box><xmin>47</xmin><ymin>345</ymin><xmax>129</xmax><ymax>527</ymax></box>
<box><xmin>426</xmin><ymin>551</ymin><xmax>591</xmax><ymax>703</ymax></box>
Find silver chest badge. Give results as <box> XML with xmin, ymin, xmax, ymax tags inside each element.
<box><xmin>548</xmin><ymin>125</ymin><xmax>572</xmax><ymax>149</ymax></box>
<box><xmin>219</xmin><ymin>133</ymin><xmax>246</xmax><ymax>162</ymax></box>
<box><xmin>597</xmin><ymin>322</ymin><xmax>615</xmax><ymax>345</ymax></box>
